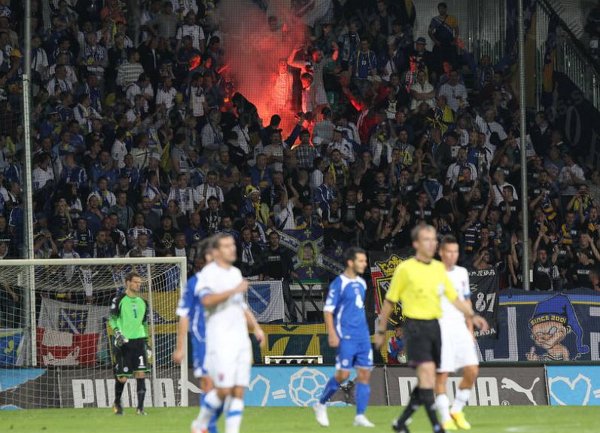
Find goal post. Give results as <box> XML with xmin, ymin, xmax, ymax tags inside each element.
<box><xmin>0</xmin><ymin>257</ymin><xmax>188</xmax><ymax>409</ymax></box>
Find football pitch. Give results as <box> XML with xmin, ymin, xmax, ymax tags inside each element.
<box><xmin>0</xmin><ymin>406</ymin><xmax>596</xmax><ymax>433</ymax></box>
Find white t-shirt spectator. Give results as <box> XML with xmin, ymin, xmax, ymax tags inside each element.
<box><xmin>111</xmin><ymin>140</ymin><xmax>128</xmax><ymax>169</ymax></box>
<box><xmin>491</xmin><ymin>182</ymin><xmax>518</xmax><ymax>206</ymax></box>
<box><xmin>263</xmin><ymin>144</ymin><xmax>284</xmax><ymax>172</ymax></box>
<box><xmin>170</xmin><ymin>0</ymin><xmax>198</xmax><ymax>16</ymax></box>
<box><xmin>438</xmin><ymin>82</ymin><xmax>468</xmax><ymax>112</ymax></box>
<box><xmin>231</xmin><ymin>124</ymin><xmax>250</xmax><ymax>155</ymax></box>
<box><xmin>475</xmin><ymin>114</ymin><xmax>507</xmax><ymax>150</ymax></box>
<box><xmin>32</xmin><ymin>166</ymin><xmax>54</xmax><ymax>191</ymax></box>
<box><xmin>410</xmin><ymin>81</ymin><xmax>435</xmax><ymax>110</ymax></box>
<box><xmin>446</xmin><ymin>161</ymin><xmax>478</xmax><ymax>187</ymax></box>
<box><xmin>328</xmin><ymin>139</ymin><xmax>355</xmax><ymax>163</ymax></box>
<box><xmin>559</xmin><ymin>163</ymin><xmax>586</xmax><ymax>196</ymax></box>
<box><xmin>168</xmin><ymin>186</ymin><xmax>195</xmax><ymax>214</ymax></box>
<box><xmin>189</xmin><ymin>84</ymin><xmax>206</xmax><ymax>117</ymax></box>
<box><xmin>127</xmin><ymin>246</ymin><xmax>156</xmax><ymax>258</ymax></box>
<box><xmin>47</xmin><ymin>64</ymin><xmax>78</xmax><ymax>86</ymax></box>
<box><xmin>156</xmin><ymin>86</ymin><xmax>177</xmax><ymax>110</ymax></box>
<box><xmin>194</xmin><ymin>183</ymin><xmax>225</xmax><ymax>208</ymax></box>
<box><xmin>126</xmin><ymin>82</ymin><xmax>154</xmax><ymax>108</ymax></box>
<box><xmin>201</xmin><ymin>123</ymin><xmax>224</xmax><ymax>152</ymax></box>
<box><xmin>176</xmin><ymin>24</ymin><xmax>205</xmax><ymax>50</ymax></box>
<box><xmin>32</xmin><ymin>47</ymin><xmax>49</xmax><ymax>80</ymax></box>
<box><xmin>46</xmin><ymin>77</ymin><xmax>73</xmax><ymax>96</ymax></box>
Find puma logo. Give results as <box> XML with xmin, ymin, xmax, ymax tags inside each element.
<box><xmin>501</xmin><ymin>377</ymin><xmax>540</xmax><ymax>405</ymax></box>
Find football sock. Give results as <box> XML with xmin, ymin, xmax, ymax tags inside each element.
<box><xmin>319</xmin><ymin>376</ymin><xmax>341</xmax><ymax>404</ymax></box>
<box><xmin>396</xmin><ymin>386</ymin><xmax>421</xmax><ymax>426</ymax></box>
<box><xmin>355</xmin><ymin>382</ymin><xmax>370</xmax><ymax>416</ymax></box>
<box><xmin>451</xmin><ymin>388</ymin><xmax>471</xmax><ymax>413</ymax></box>
<box><xmin>197</xmin><ymin>390</ymin><xmax>223</xmax><ymax>429</ymax></box>
<box><xmin>209</xmin><ymin>402</ymin><xmax>223</xmax><ymax>433</ymax></box>
<box><xmin>420</xmin><ymin>388</ymin><xmax>443</xmax><ymax>432</ymax></box>
<box><xmin>435</xmin><ymin>393</ymin><xmax>451</xmax><ymax>423</ymax></box>
<box><xmin>114</xmin><ymin>379</ymin><xmax>125</xmax><ymax>406</ymax></box>
<box><xmin>136</xmin><ymin>378</ymin><xmax>146</xmax><ymax>410</ymax></box>
<box><xmin>225</xmin><ymin>397</ymin><xmax>244</xmax><ymax>433</ymax></box>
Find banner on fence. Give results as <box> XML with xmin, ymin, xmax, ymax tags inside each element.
<box><xmin>251</xmin><ymin>324</ymin><xmax>336</xmax><ymax>364</ymax></box>
<box><xmin>370</xmin><ymin>251</ymin><xmax>409</xmax><ymax>325</ymax></box>
<box><xmin>387</xmin><ymin>366</ymin><xmax>548</xmax><ymax>406</ymax></box>
<box><xmin>547</xmin><ymin>366</ymin><xmax>600</xmax><ymax>406</ymax></box>
<box><xmin>246</xmin><ymin>366</ymin><xmax>386</xmax><ymax>407</ymax></box>
<box><xmin>469</xmin><ymin>268</ymin><xmax>500</xmax><ymax>338</ymax></box>
<box><xmin>477</xmin><ymin>290</ymin><xmax>600</xmax><ymax>362</ymax></box>
<box><xmin>552</xmin><ymin>73</ymin><xmax>600</xmax><ymax>162</ymax></box>
<box><xmin>246</xmin><ymin>280</ymin><xmax>285</xmax><ymax>323</ymax></box>
<box><xmin>279</xmin><ymin>228</ymin><xmax>344</xmax><ymax>283</ymax></box>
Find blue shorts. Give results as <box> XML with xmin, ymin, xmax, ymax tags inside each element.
<box><xmin>191</xmin><ymin>333</ymin><xmax>207</xmax><ymax>378</ymax></box>
<box><xmin>335</xmin><ymin>338</ymin><xmax>373</xmax><ymax>371</ymax></box>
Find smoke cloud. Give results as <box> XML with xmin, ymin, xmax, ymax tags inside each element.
<box><xmin>216</xmin><ymin>0</ymin><xmax>307</xmax><ymax>131</ymax></box>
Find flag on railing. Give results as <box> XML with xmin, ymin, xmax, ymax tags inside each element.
<box><xmin>38</xmin><ymin>298</ymin><xmax>109</xmax><ymax>335</ymax></box>
<box><xmin>0</xmin><ymin>328</ymin><xmax>22</xmax><ymax>366</ymax></box>
<box><xmin>542</xmin><ymin>15</ymin><xmax>559</xmax><ymax>107</ymax></box>
<box><xmin>37</xmin><ymin>298</ymin><xmax>109</xmax><ymax>366</ymax></box>
<box><xmin>498</xmin><ymin>0</ymin><xmax>537</xmax><ymax>69</ymax></box>
<box><xmin>246</xmin><ymin>281</ymin><xmax>285</xmax><ymax>323</ymax></box>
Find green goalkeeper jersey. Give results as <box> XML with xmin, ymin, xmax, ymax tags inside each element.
<box><xmin>109</xmin><ymin>293</ymin><xmax>149</xmax><ymax>340</ymax></box>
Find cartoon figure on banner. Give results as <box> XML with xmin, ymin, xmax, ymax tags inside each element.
<box><xmin>526</xmin><ymin>293</ymin><xmax>590</xmax><ymax>361</ymax></box>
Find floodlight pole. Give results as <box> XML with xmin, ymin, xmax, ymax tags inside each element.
<box><xmin>22</xmin><ymin>0</ymin><xmax>34</xmax><ymax>260</ymax></box>
<box><xmin>22</xmin><ymin>0</ymin><xmax>38</xmax><ymax>365</ymax></box>
<box><xmin>518</xmin><ymin>0</ymin><xmax>530</xmax><ymax>290</ymax></box>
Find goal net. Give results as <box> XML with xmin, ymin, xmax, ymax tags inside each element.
<box><xmin>0</xmin><ymin>257</ymin><xmax>188</xmax><ymax>410</ymax></box>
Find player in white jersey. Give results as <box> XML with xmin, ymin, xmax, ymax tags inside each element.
<box><xmin>192</xmin><ymin>233</ymin><xmax>265</xmax><ymax>433</ymax></box>
<box><xmin>435</xmin><ymin>235</ymin><xmax>480</xmax><ymax>431</ymax></box>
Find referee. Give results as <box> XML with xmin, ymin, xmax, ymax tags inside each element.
<box><xmin>375</xmin><ymin>224</ymin><xmax>487</xmax><ymax>433</ymax></box>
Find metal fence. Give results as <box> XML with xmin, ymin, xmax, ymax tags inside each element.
<box><xmin>413</xmin><ymin>0</ymin><xmax>508</xmax><ymax>63</ymax></box>
<box><xmin>413</xmin><ymin>0</ymin><xmax>600</xmax><ymax>110</ymax></box>
<box><xmin>535</xmin><ymin>0</ymin><xmax>600</xmax><ymax>110</ymax></box>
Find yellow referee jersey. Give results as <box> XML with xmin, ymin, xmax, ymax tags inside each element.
<box><xmin>386</xmin><ymin>258</ymin><xmax>458</xmax><ymax>320</ymax></box>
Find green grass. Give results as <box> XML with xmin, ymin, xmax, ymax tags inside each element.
<box><xmin>0</xmin><ymin>406</ymin><xmax>597</xmax><ymax>433</ymax></box>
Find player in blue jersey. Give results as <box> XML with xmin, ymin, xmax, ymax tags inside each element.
<box><xmin>173</xmin><ymin>236</ymin><xmax>222</xmax><ymax>433</ymax></box>
<box><xmin>314</xmin><ymin>247</ymin><xmax>375</xmax><ymax>428</ymax></box>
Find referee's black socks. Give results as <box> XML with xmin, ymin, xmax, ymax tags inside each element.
<box><xmin>114</xmin><ymin>380</ymin><xmax>125</xmax><ymax>406</ymax></box>
<box><xmin>419</xmin><ymin>388</ymin><xmax>443</xmax><ymax>433</ymax></box>
<box><xmin>396</xmin><ymin>386</ymin><xmax>420</xmax><ymax>426</ymax></box>
<box><xmin>396</xmin><ymin>388</ymin><xmax>443</xmax><ymax>433</ymax></box>
<box><xmin>136</xmin><ymin>378</ymin><xmax>146</xmax><ymax>410</ymax></box>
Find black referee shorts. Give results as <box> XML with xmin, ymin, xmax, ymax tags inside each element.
<box><xmin>404</xmin><ymin>318</ymin><xmax>442</xmax><ymax>368</ymax></box>
<box><xmin>114</xmin><ymin>338</ymin><xmax>150</xmax><ymax>377</ymax></box>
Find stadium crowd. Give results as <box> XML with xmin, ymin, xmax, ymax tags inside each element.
<box><xmin>0</xmin><ymin>0</ymin><xmax>599</xmax><ymax>300</ymax></box>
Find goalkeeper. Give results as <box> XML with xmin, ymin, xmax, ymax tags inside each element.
<box><xmin>109</xmin><ymin>271</ymin><xmax>151</xmax><ymax>416</ymax></box>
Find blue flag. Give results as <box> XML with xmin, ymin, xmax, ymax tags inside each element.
<box><xmin>0</xmin><ymin>330</ymin><xmax>22</xmax><ymax>366</ymax></box>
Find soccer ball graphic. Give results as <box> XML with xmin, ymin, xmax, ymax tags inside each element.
<box><xmin>288</xmin><ymin>367</ymin><xmax>329</xmax><ymax>406</ymax></box>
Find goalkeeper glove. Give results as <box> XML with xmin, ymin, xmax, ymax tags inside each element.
<box><xmin>146</xmin><ymin>348</ymin><xmax>153</xmax><ymax>365</ymax></box>
<box><xmin>114</xmin><ymin>330</ymin><xmax>128</xmax><ymax>348</ymax></box>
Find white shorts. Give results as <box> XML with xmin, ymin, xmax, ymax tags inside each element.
<box><xmin>438</xmin><ymin>320</ymin><xmax>479</xmax><ymax>373</ymax></box>
<box><xmin>206</xmin><ymin>345</ymin><xmax>252</xmax><ymax>388</ymax></box>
